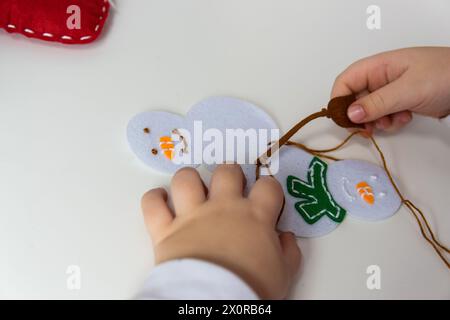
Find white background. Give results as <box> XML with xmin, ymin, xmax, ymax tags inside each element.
<box><xmin>1</xmin><ymin>0</ymin><xmax>449</xmax><ymax>299</ymax></box>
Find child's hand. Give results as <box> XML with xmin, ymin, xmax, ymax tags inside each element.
<box><xmin>141</xmin><ymin>165</ymin><xmax>301</xmax><ymax>299</ymax></box>
<box><xmin>332</xmin><ymin>47</ymin><xmax>450</xmax><ymax>132</ymax></box>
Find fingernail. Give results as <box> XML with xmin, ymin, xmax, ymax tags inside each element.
<box><xmin>347</xmin><ymin>105</ymin><xmax>366</xmax><ymax>122</ymax></box>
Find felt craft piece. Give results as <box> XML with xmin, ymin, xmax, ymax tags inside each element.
<box><xmin>0</xmin><ymin>0</ymin><xmax>110</xmax><ymax>44</ymax></box>
<box><xmin>268</xmin><ymin>146</ymin><xmax>339</xmax><ymax>238</ymax></box>
<box><xmin>287</xmin><ymin>157</ymin><xmax>346</xmax><ymax>225</ymax></box>
<box><xmin>188</xmin><ymin>96</ymin><xmax>278</xmax><ymax>175</ymax></box>
<box><xmin>326</xmin><ymin>159</ymin><xmax>401</xmax><ymax>221</ymax></box>
<box><xmin>205</xmin><ymin>151</ymin><xmax>345</xmax><ymax>238</ymax></box>
<box><xmin>127</xmin><ymin>96</ymin><xmax>277</xmax><ymax>174</ymax></box>
<box><xmin>270</xmin><ymin>150</ymin><xmax>401</xmax><ymax>237</ymax></box>
<box><xmin>127</xmin><ymin>111</ymin><xmax>195</xmax><ymax>173</ymax></box>
<box><xmin>128</xmin><ymin>96</ymin><xmax>449</xmax><ymax>267</ymax></box>
<box><xmin>127</xmin><ymin>96</ymin><xmax>403</xmax><ymax>239</ymax></box>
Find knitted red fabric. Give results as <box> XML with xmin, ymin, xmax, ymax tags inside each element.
<box><xmin>0</xmin><ymin>0</ymin><xmax>110</xmax><ymax>44</ymax></box>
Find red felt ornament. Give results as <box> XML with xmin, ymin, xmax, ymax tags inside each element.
<box><xmin>0</xmin><ymin>0</ymin><xmax>110</xmax><ymax>44</ymax></box>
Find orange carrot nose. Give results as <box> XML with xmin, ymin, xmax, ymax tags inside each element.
<box><xmin>356</xmin><ymin>181</ymin><xmax>374</xmax><ymax>205</ymax></box>
<box><xmin>159</xmin><ymin>136</ymin><xmax>175</xmax><ymax>160</ymax></box>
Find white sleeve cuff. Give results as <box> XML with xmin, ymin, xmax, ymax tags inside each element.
<box><xmin>138</xmin><ymin>258</ymin><xmax>259</xmax><ymax>300</ymax></box>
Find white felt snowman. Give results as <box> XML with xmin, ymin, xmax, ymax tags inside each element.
<box><xmin>127</xmin><ymin>96</ymin><xmax>277</xmax><ymax>174</ymax></box>
<box><xmin>127</xmin><ymin>96</ymin><xmax>402</xmax><ymax>238</ymax></box>
<box><xmin>273</xmin><ymin>146</ymin><xmax>402</xmax><ymax>237</ymax></box>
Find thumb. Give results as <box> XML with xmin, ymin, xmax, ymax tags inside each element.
<box><xmin>347</xmin><ymin>78</ymin><xmax>407</xmax><ymax>123</ymax></box>
<box><xmin>279</xmin><ymin>232</ymin><xmax>301</xmax><ymax>278</ymax></box>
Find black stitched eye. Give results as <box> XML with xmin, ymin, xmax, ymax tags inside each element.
<box><xmin>143</xmin><ymin>128</ymin><xmax>150</xmax><ymax>134</ymax></box>
<box><xmin>151</xmin><ymin>148</ymin><xmax>158</xmax><ymax>155</ymax></box>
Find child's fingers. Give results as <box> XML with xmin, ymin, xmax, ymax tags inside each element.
<box><xmin>209</xmin><ymin>164</ymin><xmax>245</xmax><ymax>199</ymax></box>
<box><xmin>331</xmin><ymin>50</ymin><xmax>416</xmax><ymax>125</ymax></box>
<box><xmin>331</xmin><ymin>55</ymin><xmax>386</xmax><ymax>98</ymax></box>
<box><xmin>345</xmin><ymin>120</ymin><xmax>374</xmax><ymax>135</ymax></box>
<box><xmin>364</xmin><ymin>122</ymin><xmax>375</xmax><ymax>134</ymax></box>
<box><xmin>348</xmin><ymin>77</ymin><xmax>409</xmax><ymax>123</ymax></box>
<box><xmin>373</xmin><ymin>111</ymin><xmax>412</xmax><ymax>132</ymax></box>
<box><xmin>386</xmin><ymin>111</ymin><xmax>412</xmax><ymax>131</ymax></box>
<box><xmin>375</xmin><ymin>115</ymin><xmax>392</xmax><ymax>130</ymax></box>
<box><xmin>279</xmin><ymin>232</ymin><xmax>301</xmax><ymax>279</ymax></box>
<box><xmin>141</xmin><ymin>188</ymin><xmax>174</xmax><ymax>244</ymax></box>
<box><xmin>171</xmin><ymin>167</ymin><xmax>206</xmax><ymax>216</ymax></box>
<box><xmin>248</xmin><ymin>176</ymin><xmax>284</xmax><ymax>225</ymax></box>
<box><xmin>331</xmin><ymin>50</ymin><xmax>407</xmax><ymax>99</ymax></box>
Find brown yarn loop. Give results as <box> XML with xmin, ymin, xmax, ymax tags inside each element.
<box><xmin>256</xmin><ymin>99</ymin><xmax>449</xmax><ymax>269</ymax></box>
<box><xmin>256</xmin><ymin>94</ymin><xmax>362</xmax><ymax>177</ymax></box>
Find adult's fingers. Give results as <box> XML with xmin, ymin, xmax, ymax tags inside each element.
<box><xmin>248</xmin><ymin>176</ymin><xmax>284</xmax><ymax>225</ymax></box>
<box><xmin>279</xmin><ymin>232</ymin><xmax>301</xmax><ymax>279</ymax></box>
<box><xmin>209</xmin><ymin>164</ymin><xmax>245</xmax><ymax>199</ymax></box>
<box><xmin>171</xmin><ymin>167</ymin><xmax>206</xmax><ymax>216</ymax></box>
<box><xmin>141</xmin><ymin>188</ymin><xmax>174</xmax><ymax>244</ymax></box>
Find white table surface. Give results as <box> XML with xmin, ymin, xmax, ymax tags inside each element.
<box><xmin>1</xmin><ymin>0</ymin><xmax>449</xmax><ymax>299</ymax></box>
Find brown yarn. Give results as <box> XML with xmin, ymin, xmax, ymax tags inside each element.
<box><xmin>256</xmin><ymin>94</ymin><xmax>360</xmax><ymax>178</ymax></box>
<box><xmin>257</xmin><ymin>108</ymin><xmax>328</xmax><ymax>167</ymax></box>
<box><xmin>304</xmin><ymin>132</ymin><xmax>450</xmax><ymax>269</ymax></box>
<box><xmin>284</xmin><ymin>131</ymin><xmax>362</xmax><ymax>161</ymax></box>
<box><xmin>285</xmin><ymin>141</ymin><xmax>341</xmax><ymax>161</ymax></box>
<box><xmin>367</xmin><ymin>135</ymin><xmax>450</xmax><ymax>268</ymax></box>
<box><xmin>255</xmin><ymin>95</ymin><xmax>449</xmax><ymax>269</ymax></box>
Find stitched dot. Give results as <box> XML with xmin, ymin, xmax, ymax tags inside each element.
<box><xmin>43</xmin><ymin>33</ymin><xmax>53</xmax><ymax>38</ymax></box>
<box><xmin>80</xmin><ymin>36</ymin><xmax>92</xmax><ymax>41</ymax></box>
<box><xmin>95</xmin><ymin>24</ymin><xmax>100</xmax><ymax>32</ymax></box>
<box><xmin>24</xmin><ymin>28</ymin><xmax>34</xmax><ymax>34</ymax></box>
<box><xmin>143</xmin><ymin>128</ymin><xmax>150</xmax><ymax>134</ymax></box>
<box><xmin>61</xmin><ymin>35</ymin><xmax>72</xmax><ymax>40</ymax></box>
<box><xmin>151</xmin><ymin>148</ymin><xmax>158</xmax><ymax>155</ymax></box>
<box><xmin>102</xmin><ymin>6</ymin><xmax>106</xmax><ymax>13</ymax></box>
<box><xmin>7</xmin><ymin>24</ymin><xmax>16</xmax><ymax>29</ymax></box>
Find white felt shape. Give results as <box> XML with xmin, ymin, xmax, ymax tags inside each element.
<box><xmin>272</xmin><ymin>146</ymin><xmax>341</xmax><ymax>238</ymax></box>
<box><xmin>127</xmin><ymin>111</ymin><xmax>198</xmax><ymax>173</ymax></box>
<box><xmin>326</xmin><ymin>159</ymin><xmax>401</xmax><ymax>221</ymax></box>
<box><xmin>187</xmin><ymin>96</ymin><xmax>278</xmax><ymax>145</ymax></box>
<box><xmin>127</xmin><ymin>96</ymin><xmax>278</xmax><ymax>174</ymax></box>
<box><xmin>188</xmin><ymin>96</ymin><xmax>278</xmax><ymax>172</ymax></box>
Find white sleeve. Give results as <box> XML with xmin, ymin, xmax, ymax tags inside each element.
<box><xmin>137</xmin><ymin>258</ymin><xmax>259</xmax><ymax>300</ymax></box>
